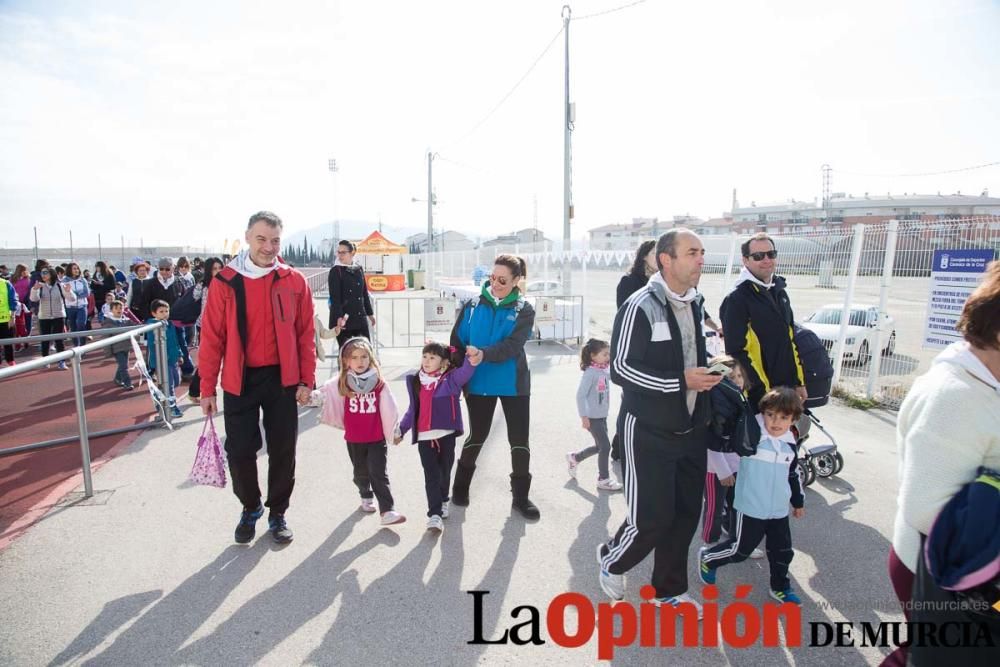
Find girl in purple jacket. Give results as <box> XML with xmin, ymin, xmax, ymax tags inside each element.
<box><xmin>396</xmin><ymin>341</ymin><xmax>480</xmax><ymax>533</ymax></box>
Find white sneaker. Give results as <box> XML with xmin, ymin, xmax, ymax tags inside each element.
<box><xmin>359</xmin><ymin>498</ymin><xmax>377</xmax><ymax>513</ymax></box>
<box><xmin>427</xmin><ymin>515</ymin><xmax>444</xmax><ymax>533</ymax></box>
<box><xmin>596</xmin><ymin>544</ymin><xmax>625</xmax><ymax>600</ymax></box>
<box><xmin>749</xmin><ymin>548</ymin><xmax>765</xmax><ymax>559</ymax></box>
<box><xmin>596</xmin><ymin>478</ymin><xmax>623</xmax><ymax>491</ymax></box>
<box><xmin>566</xmin><ymin>452</ymin><xmax>579</xmax><ymax>478</ymax></box>
<box><xmin>653</xmin><ymin>592</ymin><xmax>704</xmax><ymax>620</ymax></box>
<box><xmin>380</xmin><ymin>510</ymin><xmax>406</xmax><ymax>526</ymax></box>
<box><xmin>441</xmin><ymin>503</ymin><xmax>450</xmax><ymax>519</ymax></box>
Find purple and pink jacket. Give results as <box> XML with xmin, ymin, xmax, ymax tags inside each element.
<box><xmin>399</xmin><ymin>359</ymin><xmax>477</xmax><ymax>444</ymax></box>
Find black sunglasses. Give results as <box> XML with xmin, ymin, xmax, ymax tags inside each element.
<box><xmin>746</xmin><ymin>250</ymin><xmax>778</xmax><ymax>261</ymax></box>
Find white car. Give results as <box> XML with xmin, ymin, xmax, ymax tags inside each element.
<box><xmin>524</xmin><ymin>279</ymin><xmax>562</xmax><ymax>296</ymax></box>
<box><xmin>801</xmin><ymin>303</ymin><xmax>896</xmax><ymax>364</ymax></box>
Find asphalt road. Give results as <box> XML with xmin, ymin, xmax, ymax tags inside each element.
<box><xmin>0</xmin><ymin>342</ymin><xmax>907</xmax><ymax>666</ymax></box>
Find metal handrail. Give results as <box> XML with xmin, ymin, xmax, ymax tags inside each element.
<box><xmin>5</xmin><ymin>325</ymin><xmax>149</xmax><ymax>346</ymax></box>
<box><xmin>0</xmin><ymin>321</ymin><xmax>170</xmax><ymax>498</ymax></box>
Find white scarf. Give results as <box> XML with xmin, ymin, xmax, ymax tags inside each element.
<box><xmin>235</xmin><ymin>250</ymin><xmax>278</xmax><ymax>278</ymax></box>
<box><xmin>419</xmin><ymin>369</ymin><xmax>442</xmax><ymax>389</ymax></box>
<box><xmin>158</xmin><ymin>274</ymin><xmax>176</xmax><ymax>289</ymax></box>
<box><xmin>648</xmin><ymin>272</ymin><xmax>698</xmax><ymax>303</ymax></box>
<box><xmin>347</xmin><ymin>368</ymin><xmax>380</xmax><ymax>394</ymax></box>
<box><xmin>333</xmin><ymin>257</ymin><xmax>356</xmax><ymax>269</ymax></box>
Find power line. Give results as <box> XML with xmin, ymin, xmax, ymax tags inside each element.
<box><xmin>575</xmin><ymin>0</ymin><xmax>650</xmax><ymax>21</ymax></box>
<box><xmin>444</xmin><ymin>27</ymin><xmax>564</xmax><ymax>150</ymax></box>
<box><xmin>832</xmin><ymin>161</ymin><xmax>1000</xmax><ymax>179</ymax></box>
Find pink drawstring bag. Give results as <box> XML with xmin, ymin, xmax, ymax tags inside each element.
<box><xmin>190</xmin><ymin>416</ymin><xmax>227</xmax><ymax>488</ymax></box>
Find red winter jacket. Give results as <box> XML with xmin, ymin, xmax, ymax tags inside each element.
<box><xmin>198</xmin><ymin>257</ymin><xmax>316</xmax><ymax>397</ymax></box>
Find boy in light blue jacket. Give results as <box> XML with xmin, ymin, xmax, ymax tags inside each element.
<box><xmin>698</xmin><ymin>386</ymin><xmax>806</xmax><ymax>605</ymax></box>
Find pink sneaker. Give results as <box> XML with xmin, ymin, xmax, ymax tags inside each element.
<box><xmin>359</xmin><ymin>498</ymin><xmax>377</xmax><ymax>513</ymax></box>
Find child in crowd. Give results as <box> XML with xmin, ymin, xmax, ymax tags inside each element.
<box><xmin>102</xmin><ymin>300</ymin><xmax>134</xmax><ymax>390</ymax></box>
<box><xmin>567</xmin><ymin>338</ymin><xmax>622</xmax><ymax>491</ymax></box>
<box><xmin>312</xmin><ymin>336</ymin><xmax>406</xmax><ymax>526</ymax></box>
<box><xmin>702</xmin><ymin>354</ymin><xmax>762</xmax><ymax>558</ymax></box>
<box><xmin>699</xmin><ymin>386</ymin><xmax>806</xmax><ymax>605</ymax></box>
<box><xmin>395</xmin><ymin>341</ymin><xmax>479</xmax><ymax>534</ymax></box>
<box><xmin>100</xmin><ymin>291</ymin><xmax>116</xmax><ymax>322</ymax></box>
<box><xmin>144</xmin><ymin>299</ymin><xmax>182</xmax><ymax>418</ymax></box>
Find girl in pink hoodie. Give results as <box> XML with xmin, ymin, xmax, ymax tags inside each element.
<box><xmin>312</xmin><ymin>337</ymin><xmax>405</xmax><ymax>526</ymax></box>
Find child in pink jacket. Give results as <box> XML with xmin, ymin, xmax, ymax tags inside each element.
<box><xmin>312</xmin><ymin>336</ymin><xmax>405</xmax><ymax>526</ymax></box>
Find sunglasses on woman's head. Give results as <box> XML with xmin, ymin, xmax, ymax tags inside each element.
<box><xmin>747</xmin><ymin>250</ymin><xmax>778</xmax><ymax>261</ymax></box>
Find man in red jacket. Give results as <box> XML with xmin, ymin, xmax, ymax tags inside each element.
<box><xmin>199</xmin><ymin>211</ymin><xmax>316</xmax><ymax>544</ymax></box>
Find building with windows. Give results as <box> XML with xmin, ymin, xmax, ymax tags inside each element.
<box><xmin>731</xmin><ymin>192</ymin><xmax>1000</xmax><ymax>234</ymax></box>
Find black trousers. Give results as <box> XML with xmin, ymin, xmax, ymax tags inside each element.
<box><xmin>223</xmin><ymin>366</ymin><xmax>298</xmax><ymax>516</ymax></box>
<box><xmin>0</xmin><ymin>322</ymin><xmax>13</xmax><ymax>363</ymax></box>
<box><xmin>701</xmin><ymin>510</ymin><xmax>794</xmax><ymax>591</ymax></box>
<box><xmin>458</xmin><ymin>394</ymin><xmax>530</xmax><ymax>479</ymax></box>
<box><xmin>418</xmin><ymin>434</ymin><xmax>456</xmax><ymax>517</ymax></box>
<box><xmin>599</xmin><ymin>411</ymin><xmax>707</xmax><ymax>598</ymax></box>
<box><xmin>346</xmin><ymin>440</ymin><xmax>394</xmax><ymax>513</ymax></box>
<box><xmin>336</xmin><ymin>325</ymin><xmax>369</xmax><ymax>350</ymax></box>
<box><xmin>39</xmin><ymin>317</ymin><xmax>66</xmax><ymax>356</ymax></box>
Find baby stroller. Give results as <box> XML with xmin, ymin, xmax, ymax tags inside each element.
<box><xmin>792</xmin><ymin>323</ymin><xmax>844</xmax><ymax>487</ymax></box>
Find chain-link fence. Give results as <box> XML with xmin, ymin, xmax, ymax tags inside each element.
<box><xmin>374</xmin><ymin>217</ymin><xmax>1000</xmax><ymax>410</ymax></box>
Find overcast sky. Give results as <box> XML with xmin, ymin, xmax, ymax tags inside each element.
<box><xmin>2</xmin><ymin>0</ymin><xmax>999</xmax><ymax>250</ymax></box>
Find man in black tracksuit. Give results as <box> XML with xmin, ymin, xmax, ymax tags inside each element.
<box><xmin>720</xmin><ymin>232</ymin><xmax>806</xmax><ymax>410</ymax></box>
<box><xmin>597</xmin><ymin>229</ymin><xmax>722</xmax><ymax>611</ymax></box>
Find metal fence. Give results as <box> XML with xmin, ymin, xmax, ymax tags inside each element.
<box><xmin>397</xmin><ymin>217</ymin><xmax>1000</xmax><ymax>409</ymax></box>
<box><xmin>370</xmin><ymin>292</ymin><xmax>586</xmax><ymax>350</ymax></box>
<box><xmin>0</xmin><ymin>322</ymin><xmax>172</xmax><ymax>498</ymax></box>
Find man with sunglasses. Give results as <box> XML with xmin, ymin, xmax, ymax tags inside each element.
<box><xmin>720</xmin><ymin>232</ymin><xmax>807</xmax><ymax>410</ymax></box>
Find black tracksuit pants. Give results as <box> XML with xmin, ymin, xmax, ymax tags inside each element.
<box><xmin>702</xmin><ymin>472</ymin><xmax>737</xmax><ymax>544</ymax></box>
<box><xmin>346</xmin><ymin>440</ymin><xmax>395</xmax><ymax>514</ymax></box>
<box><xmin>701</xmin><ymin>510</ymin><xmax>794</xmax><ymax>591</ymax></box>
<box><xmin>457</xmin><ymin>394</ymin><xmax>530</xmax><ymax>480</ymax></box>
<box><xmin>418</xmin><ymin>433</ymin><xmax>456</xmax><ymax>517</ymax></box>
<box><xmin>223</xmin><ymin>366</ymin><xmax>298</xmax><ymax>516</ymax></box>
<box><xmin>599</xmin><ymin>411</ymin><xmax>707</xmax><ymax>598</ymax></box>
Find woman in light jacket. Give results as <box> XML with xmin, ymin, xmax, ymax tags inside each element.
<box><xmin>62</xmin><ymin>262</ymin><xmax>90</xmax><ymax>346</ymax></box>
<box><xmin>29</xmin><ymin>266</ymin><xmax>71</xmax><ymax>369</ymax></box>
<box><xmin>887</xmin><ymin>261</ymin><xmax>1000</xmax><ymax>667</ymax></box>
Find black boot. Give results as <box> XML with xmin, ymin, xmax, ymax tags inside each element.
<box><xmin>452</xmin><ymin>462</ymin><xmax>476</xmax><ymax>507</ymax></box>
<box><xmin>511</xmin><ymin>474</ymin><xmax>540</xmax><ymax>520</ymax></box>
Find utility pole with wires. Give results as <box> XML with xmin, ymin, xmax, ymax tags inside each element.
<box><xmin>562</xmin><ymin>5</ymin><xmax>574</xmax><ymax>294</ymax></box>
<box><xmin>427</xmin><ymin>150</ymin><xmax>435</xmax><ymax>289</ymax></box>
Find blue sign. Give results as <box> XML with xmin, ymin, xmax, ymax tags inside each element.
<box><xmin>931</xmin><ymin>249</ymin><xmax>995</xmax><ymax>273</ymax></box>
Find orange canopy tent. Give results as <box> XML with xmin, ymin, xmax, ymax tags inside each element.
<box><xmin>355</xmin><ymin>231</ymin><xmax>407</xmax><ymax>291</ymax></box>
<box><xmin>355</xmin><ymin>231</ymin><xmax>408</xmax><ymax>255</ymax></box>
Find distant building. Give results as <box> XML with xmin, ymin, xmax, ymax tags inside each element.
<box><xmin>731</xmin><ymin>192</ymin><xmax>1000</xmax><ymax>234</ymax></box>
<box><xmin>481</xmin><ymin>228</ymin><xmax>552</xmax><ymax>251</ymax></box>
<box><xmin>588</xmin><ymin>216</ymin><xmax>734</xmax><ymax>249</ymax></box>
<box><xmin>405</xmin><ymin>230</ymin><xmax>476</xmax><ymax>253</ymax></box>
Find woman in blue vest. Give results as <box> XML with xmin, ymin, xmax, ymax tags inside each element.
<box><xmin>450</xmin><ymin>254</ymin><xmax>539</xmax><ymax>519</ymax></box>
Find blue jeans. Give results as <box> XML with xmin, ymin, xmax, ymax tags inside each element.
<box><xmin>175</xmin><ymin>325</ymin><xmax>195</xmax><ymax>375</ymax></box>
<box><xmin>66</xmin><ymin>306</ymin><xmax>87</xmax><ymax>347</ymax></box>
<box><xmin>113</xmin><ymin>351</ymin><xmax>132</xmax><ymax>387</ymax></box>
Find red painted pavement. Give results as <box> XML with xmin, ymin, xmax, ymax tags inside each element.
<box><xmin>0</xmin><ymin>346</ymin><xmax>194</xmax><ymax>548</ymax></box>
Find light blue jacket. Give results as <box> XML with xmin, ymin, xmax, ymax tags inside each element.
<box><xmin>734</xmin><ymin>414</ymin><xmax>804</xmax><ymax>520</ymax></box>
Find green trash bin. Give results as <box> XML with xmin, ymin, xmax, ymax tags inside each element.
<box><xmin>407</xmin><ymin>269</ymin><xmax>415</xmax><ymax>288</ymax></box>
